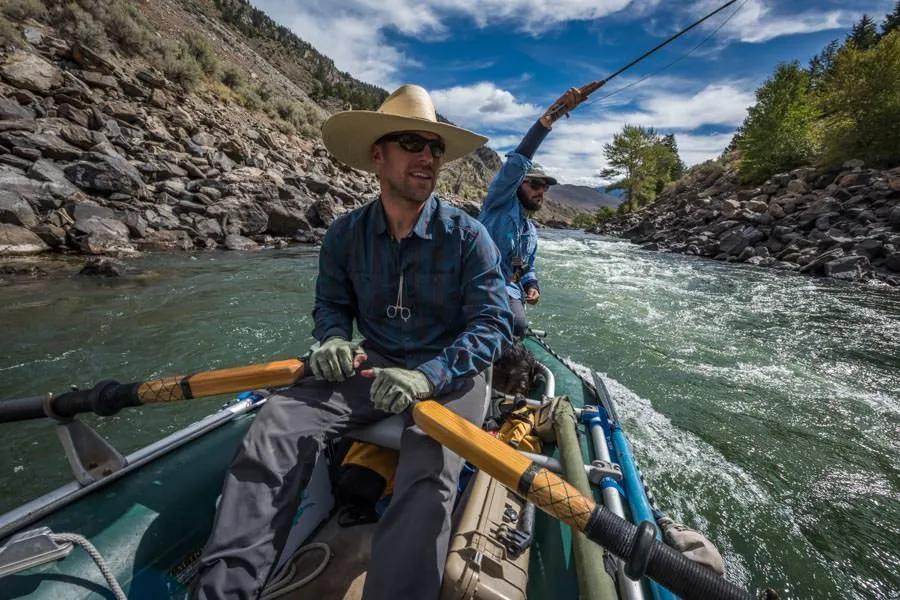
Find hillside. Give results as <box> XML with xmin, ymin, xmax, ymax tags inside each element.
<box><xmin>546</xmin><ymin>184</ymin><xmax>622</xmax><ymax>211</ymax></box>
<box><xmin>0</xmin><ymin>0</ymin><xmax>593</xmax><ymax>266</ymax></box>
<box><xmin>589</xmin><ymin>154</ymin><xmax>900</xmax><ymax>285</ymax></box>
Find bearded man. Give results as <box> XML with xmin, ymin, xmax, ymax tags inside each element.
<box><xmin>479</xmin><ymin>88</ymin><xmax>586</xmax><ymax>336</ymax></box>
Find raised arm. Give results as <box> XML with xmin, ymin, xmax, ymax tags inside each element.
<box><xmin>481</xmin><ymin>88</ymin><xmax>587</xmax><ymax>217</ymax></box>
<box><xmin>416</xmin><ymin>223</ymin><xmax>513</xmax><ymax>394</ymax></box>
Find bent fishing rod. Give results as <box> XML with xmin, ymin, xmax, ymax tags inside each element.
<box><xmin>546</xmin><ymin>0</ymin><xmax>740</xmax><ymax>121</ymax></box>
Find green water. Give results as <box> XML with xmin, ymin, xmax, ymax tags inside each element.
<box><xmin>1</xmin><ymin>231</ymin><xmax>898</xmax><ymax>599</ymax></box>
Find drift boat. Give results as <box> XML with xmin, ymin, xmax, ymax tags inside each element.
<box><xmin>0</xmin><ymin>332</ymin><xmax>741</xmax><ymax>600</ymax></box>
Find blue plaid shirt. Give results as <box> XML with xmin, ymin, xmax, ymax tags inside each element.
<box><xmin>478</xmin><ymin>152</ymin><xmax>539</xmax><ymax>300</ymax></box>
<box><xmin>313</xmin><ymin>195</ymin><xmax>513</xmax><ymax>394</ymax></box>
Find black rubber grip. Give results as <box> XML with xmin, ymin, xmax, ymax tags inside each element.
<box><xmin>0</xmin><ymin>395</ymin><xmax>52</xmax><ymax>422</ymax></box>
<box><xmin>584</xmin><ymin>506</ymin><xmax>752</xmax><ymax>600</ymax></box>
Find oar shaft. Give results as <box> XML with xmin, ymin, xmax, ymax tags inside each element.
<box><xmin>412</xmin><ymin>400</ymin><xmax>753</xmax><ymax>600</ymax></box>
<box><xmin>0</xmin><ymin>359</ymin><xmax>307</xmax><ymax>423</ymax></box>
<box><xmin>137</xmin><ymin>359</ymin><xmax>306</xmax><ymax>404</ymax></box>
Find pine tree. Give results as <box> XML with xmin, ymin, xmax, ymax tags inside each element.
<box><xmin>808</xmin><ymin>39</ymin><xmax>839</xmax><ymax>88</ymax></box>
<box><xmin>600</xmin><ymin>126</ymin><xmax>683</xmax><ymax>211</ymax></box>
<box><xmin>883</xmin><ymin>1</ymin><xmax>900</xmax><ymax>36</ymax></box>
<box><xmin>847</xmin><ymin>14</ymin><xmax>879</xmax><ymax>49</ymax></box>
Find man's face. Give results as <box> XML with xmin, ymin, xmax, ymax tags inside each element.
<box><xmin>372</xmin><ymin>130</ymin><xmax>444</xmax><ymax>205</ymax></box>
<box><xmin>517</xmin><ymin>178</ymin><xmax>548</xmax><ymax>211</ymax></box>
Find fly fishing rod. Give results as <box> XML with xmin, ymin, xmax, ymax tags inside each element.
<box><xmin>546</xmin><ymin>0</ymin><xmax>741</xmax><ymax>121</ymax></box>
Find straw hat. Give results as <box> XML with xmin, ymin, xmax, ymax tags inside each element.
<box><xmin>322</xmin><ymin>84</ymin><xmax>487</xmax><ymax>172</ymax></box>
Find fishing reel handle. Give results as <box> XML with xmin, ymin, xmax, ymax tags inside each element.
<box><xmin>543</xmin><ymin>81</ymin><xmax>605</xmax><ymax>124</ymax></box>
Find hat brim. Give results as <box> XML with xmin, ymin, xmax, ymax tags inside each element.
<box><xmin>527</xmin><ymin>175</ymin><xmax>558</xmax><ymax>186</ymax></box>
<box><xmin>322</xmin><ymin>111</ymin><xmax>487</xmax><ymax>172</ymax></box>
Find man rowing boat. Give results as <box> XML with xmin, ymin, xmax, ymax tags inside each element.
<box><xmin>192</xmin><ymin>84</ymin><xmax>513</xmax><ymax>599</ymax></box>
<box><xmin>479</xmin><ymin>88</ymin><xmax>585</xmax><ymax>336</ymax></box>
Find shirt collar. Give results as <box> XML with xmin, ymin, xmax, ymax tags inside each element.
<box><xmin>374</xmin><ymin>195</ymin><xmax>437</xmax><ymax>240</ymax></box>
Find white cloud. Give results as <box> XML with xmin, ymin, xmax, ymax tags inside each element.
<box><xmin>431</xmin><ymin>83</ymin><xmax>541</xmax><ymax>128</ymax></box>
<box><xmin>252</xmin><ymin>0</ymin><xmax>634</xmax><ymax>87</ymax></box>
<box><xmin>617</xmin><ymin>83</ymin><xmax>754</xmax><ymax>129</ymax></box>
<box><xmin>693</xmin><ymin>0</ymin><xmax>857</xmax><ymax>44</ymax></box>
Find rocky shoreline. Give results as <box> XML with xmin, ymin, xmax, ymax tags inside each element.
<box><xmin>0</xmin><ymin>30</ymin><xmax>493</xmax><ymax>272</ymax></box>
<box><xmin>589</xmin><ymin>156</ymin><xmax>900</xmax><ymax>287</ymax></box>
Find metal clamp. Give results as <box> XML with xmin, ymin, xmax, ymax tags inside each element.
<box><xmin>0</xmin><ymin>527</ymin><xmax>73</xmax><ymax>577</ymax></box>
<box><xmin>587</xmin><ymin>459</ymin><xmax>623</xmax><ymax>484</ymax></box>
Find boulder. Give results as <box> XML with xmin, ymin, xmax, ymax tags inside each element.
<box><xmin>720</xmin><ymin>198</ymin><xmax>741</xmax><ymax>218</ymax></box>
<box><xmin>886</xmin><ymin>252</ymin><xmax>900</xmax><ymax>273</ymax></box>
<box><xmin>68</xmin><ymin>216</ymin><xmax>134</xmax><ymax>255</ymax></box>
<box><xmin>26</xmin><ymin>160</ymin><xmax>81</xmax><ymax>198</ymax></box>
<box><xmin>32</xmin><ymin>223</ymin><xmax>66</xmax><ymax>248</ymax></box>
<box><xmin>718</xmin><ymin>225</ymin><xmax>764</xmax><ymax>256</ymax></box>
<box><xmin>1</xmin><ymin>51</ymin><xmax>63</xmax><ymax>93</ymax></box>
<box><xmin>0</xmin><ymin>191</ymin><xmax>38</xmax><ymax>227</ymax></box>
<box><xmin>224</xmin><ymin>234</ymin><xmax>259</xmax><ymax>251</ymax></box>
<box><xmin>823</xmin><ymin>255</ymin><xmax>870</xmax><ymax>280</ymax></box>
<box><xmin>746</xmin><ymin>199</ymin><xmax>768</xmax><ymax>213</ymax></box>
<box><xmin>138</xmin><ymin>229</ymin><xmax>193</xmax><ymax>251</ymax></box>
<box><xmin>79</xmin><ymin>257</ymin><xmax>127</xmax><ymax>277</ymax></box>
<box><xmin>889</xmin><ymin>206</ymin><xmax>900</xmax><ymax>227</ymax></box>
<box><xmin>206</xmin><ymin>198</ymin><xmax>268</xmax><ymax>235</ymax></box>
<box><xmin>786</xmin><ymin>179</ymin><xmax>808</xmax><ymax>194</ymax></box>
<box><xmin>0</xmin><ymin>131</ymin><xmax>81</xmax><ymax>160</ymax></box>
<box><xmin>265</xmin><ymin>202</ymin><xmax>312</xmax><ymax>236</ymax></box>
<box><xmin>0</xmin><ymin>97</ymin><xmax>35</xmax><ymax>121</ymax></box>
<box><xmin>0</xmin><ymin>223</ymin><xmax>49</xmax><ymax>255</ymax></box>
<box><xmin>799</xmin><ymin>247</ymin><xmax>844</xmax><ymax>274</ymax></box>
<box><xmin>195</xmin><ymin>218</ymin><xmax>223</xmax><ymax>239</ymax></box>
<box><xmin>64</xmin><ymin>152</ymin><xmax>146</xmax><ymax>196</ymax></box>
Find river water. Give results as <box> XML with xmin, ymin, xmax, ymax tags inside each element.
<box><xmin>1</xmin><ymin>230</ymin><xmax>898</xmax><ymax>599</ymax></box>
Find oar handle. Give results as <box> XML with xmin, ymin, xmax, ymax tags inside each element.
<box><xmin>0</xmin><ymin>359</ymin><xmax>308</xmax><ymax>423</ymax></box>
<box><xmin>413</xmin><ymin>400</ymin><xmax>753</xmax><ymax>600</ymax></box>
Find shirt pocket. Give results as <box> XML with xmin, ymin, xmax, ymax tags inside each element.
<box><xmin>349</xmin><ymin>270</ymin><xmax>394</xmax><ymax>322</ymax></box>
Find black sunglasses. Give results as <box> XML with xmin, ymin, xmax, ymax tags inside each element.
<box><xmin>525</xmin><ymin>179</ymin><xmax>549</xmax><ymax>190</ymax></box>
<box><xmin>378</xmin><ymin>133</ymin><xmax>446</xmax><ymax>159</ymax></box>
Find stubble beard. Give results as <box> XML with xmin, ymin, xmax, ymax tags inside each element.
<box><xmin>386</xmin><ymin>171</ymin><xmax>435</xmax><ymax>205</ymax></box>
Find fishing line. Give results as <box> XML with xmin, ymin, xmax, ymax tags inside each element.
<box><xmin>584</xmin><ymin>0</ymin><xmax>750</xmax><ymax>107</ymax></box>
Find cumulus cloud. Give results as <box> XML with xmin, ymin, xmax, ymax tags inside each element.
<box><xmin>431</xmin><ymin>83</ymin><xmax>540</xmax><ymax>128</ymax></box>
<box><xmin>501</xmin><ymin>83</ymin><xmax>752</xmax><ymax>186</ymax></box>
<box><xmin>252</xmin><ymin>0</ymin><xmax>634</xmax><ymax>87</ymax></box>
<box><xmin>692</xmin><ymin>0</ymin><xmax>858</xmax><ymax>44</ymax></box>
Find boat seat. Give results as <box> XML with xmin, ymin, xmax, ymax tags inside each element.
<box><xmin>345</xmin><ymin>367</ymin><xmax>493</xmax><ymax>451</ymax></box>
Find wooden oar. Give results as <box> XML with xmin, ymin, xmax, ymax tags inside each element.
<box><xmin>0</xmin><ymin>359</ymin><xmax>307</xmax><ymax>423</ymax></box>
<box><xmin>412</xmin><ymin>400</ymin><xmax>754</xmax><ymax>600</ymax></box>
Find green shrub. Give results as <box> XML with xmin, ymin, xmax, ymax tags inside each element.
<box><xmin>237</xmin><ymin>86</ymin><xmax>263</xmax><ymax>111</ymax></box>
<box><xmin>104</xmin><ymin>0</ymin><xmax>153</xmax><ymax>56</ymax></box>
<box><xmin>2</xmin><ymin>0</ymin><xmax>48</xmax><ymax>20</ymax></box>
<box><xmin>0</xmin><ymin>14</ymin><xmax>23</xmax><ymax>46</ymax></box>
<box><xmin>816</xmin><ymin>31</ymin><xmax>900</xmax><ymax>167</ymax></box>
<box><xmin>220</xmin><ymin>63</ymin><xmax>244</xmax><ymax>89</ymax></box>
<box><xmin>61</xmin><ymin>2</ymin><xmax>108</xmax><ymax>49</ymax></box>
<box><xmin>184</xmin><ymin>32</ymin><xmax>219</xmax><ymax>76</ymax></box>
<box><xmin>158</xmin><ymin>43</ymin><xmax>203</xmax><ymax>91</ymax></box>
<box><xmin>737</xmin><ymin>62</ymin><xmax>819</xmax><ymax>183</ymax></box>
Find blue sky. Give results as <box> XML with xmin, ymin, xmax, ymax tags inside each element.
<box><xmin>251</xmin><ymin>0</ymin><xmax>894</xmax><ymax>186</ymax></box>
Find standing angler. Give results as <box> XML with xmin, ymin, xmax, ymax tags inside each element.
<box><xmin>479</xmin><ymin>88</ymin><xmax>586</xmax><ymax>337</ymax></box>
<box><xmin>192</xmin><ymin>84</ymin><xmax>513</xmax><ymax>599</ymax></box>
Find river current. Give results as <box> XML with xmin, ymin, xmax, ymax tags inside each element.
<box><xmin>1</xmin><ymin>230</ymin><xmax>898</xmax><ymax>598</ymax></box>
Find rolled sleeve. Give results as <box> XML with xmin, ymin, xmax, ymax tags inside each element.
<box><xmin>417</xmin><ymin>224</ymin><xmax>513</xmax><ymax>394</ymax></box>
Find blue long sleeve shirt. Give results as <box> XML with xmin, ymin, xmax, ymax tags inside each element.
<box><xmin>313</xmin><ymin>195</ymin><xmax>513</xmax><ymax>394</ymax></box>
<box><xmin>478</xmin><ymin>152</ymin><xmax>539</xmax><ymax>300</ymax></box>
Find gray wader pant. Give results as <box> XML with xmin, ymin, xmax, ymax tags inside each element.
<box><xmin>509</xmin><ymin>296</ymin><xmax>528</xmax><ymax>338</ymax></box>
<box><xmin>192</xmin><ymin>349</ymin><xmax>488</xmax><ymax>600</ymax></box>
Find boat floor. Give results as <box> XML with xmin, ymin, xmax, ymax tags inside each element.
<box><xmin>282</xmin><ymin>515</ymin><xmax>377</xmax><ymax>599</ymax></box>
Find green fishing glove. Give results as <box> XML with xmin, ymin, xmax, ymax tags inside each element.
<box><xmin>310</xmin><ymin>337</ymin><xmax>365</xmax><ymax>382</ymax></box>
<box><xmin>657</xmin><ymin>517</ymin><xmax>725</xmax><ymax>576</ymax></box>
<box><xmin>367</xmin><ymin>367</ymin><xmax>433</xmax><ymax>414</ymax></box>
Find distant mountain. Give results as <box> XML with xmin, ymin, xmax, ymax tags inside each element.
<box><xmin>546</xmin><ymin>184</ymin><xmax>623</xmax><ymax>211</ymax></box>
